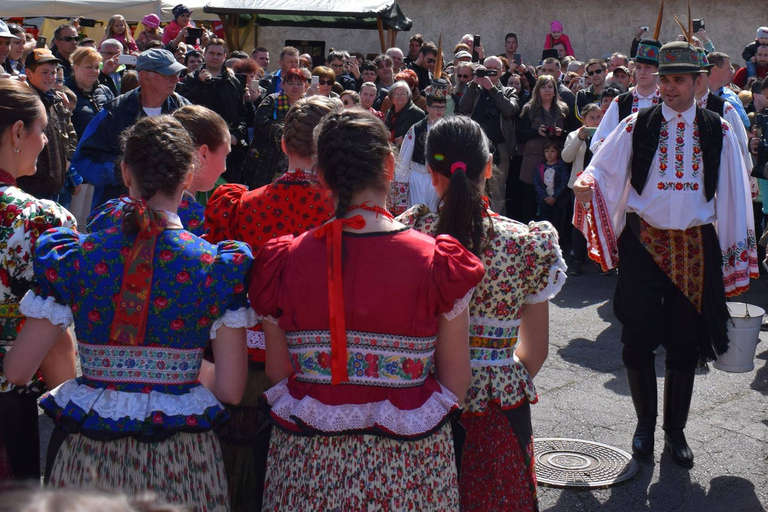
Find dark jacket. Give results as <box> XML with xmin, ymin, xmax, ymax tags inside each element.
<box><xmin>71</xmin><ymin>87</ymin><xmax>190</xmax><ymax>210</ymax></box>
<box><xmin>242</xmin><ymin>92</ymin><xmax>293</xmax><ymax>189</ymax></box>
<box><xmin>575</xmin><ymin>85</ymin><xmax>601</xmax><ymax>118</ymax></box>
<box><xmin>63</xmin><ymin>76</ymin><xmax>115</xmax><ymax>139</ymax></box>
<box><xmin>517</xmin><ymin>103</ymin><xmax>567</xmax><ymax>184</ymax></box>
<box><xmin>17</xmin><ymin>86</ymin><xmax>77</xmax><ymax>199</ymax></box>
<box><xmin>407</xmin><ymin>62</ymin><xmax>432</xmax><ymax>93</ymax></box>
<box><xmin>52</xmin><ymin>47</ymin><xmax>72</xmax><ymax>78</ymax></box>
<box><xmin>743</xmin><ymin>39</ymin><xmax>761</xmax><ymax>62</ymax></box>
<box><xmin>259</xmin><ymin>70</ymin><xmax>283</xmax><ymax>96</ymax></box>
<box><xmin>459</xmin><ymin>81</ymin><xmax>520</xmax><ymax>147</ymax></box>
<box><xmin>385</xmin><ymin>100</ymin><xmax>426</xmax><ymax>143</ymax></box>
<box><xmin>182</xmin><ymin>67</ymin><xmax>248</xmax><ymax>143</ymax></box>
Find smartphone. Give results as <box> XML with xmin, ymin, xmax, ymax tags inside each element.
<box><xmin>79</xmin><ymin>18</ymin><xmax>97</xmax><ymax>27</ymax></box>
<box><xmin>584</xmin><ymin>127</ymin><xmax>597</xmax><ymax>137</ymax></box>
<box><xmin>513</xmin><ymin>53</ymin><xmax>522</xmax><ymax>66</ymax></box>
<box><xmin>117</xmin><ymin>54</ymin><xmax>138</xmax><ymax>66</ymax></box>
<box><xmin>578</xmin><ymin>77</ymin><xmax>586</xmax><ymax>87</ymax></box>
<box><xmin>311</xmin><ymin>75</ymin><xmax>319</xmax><ymax>86</ymax></box>
<box><xmin>36</xmin><ymin>36</ymin><xmax>47</xmax><ymax>49</ymax></box>
<box><xmin>692</xmin><ymin>19</ymin><xmax>705</xmax><ymax>32</ymax></box>
<box><xmin>186</xmin><ymin>27</ymin><xmax>203</xmax><ymax>45</ymax></box>
<box><xmin>235</xmin><ymin>73</ymin><xmax>248</xmax><ymax>91</ymax></box>
<box><xmin>473</xmin><ymin>35</ymin><xmax>481</xmax><ymax>48</ymax></box>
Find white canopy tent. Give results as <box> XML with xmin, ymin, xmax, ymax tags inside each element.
<box><xmin>0</xmin><ymin>0</ymin><xmax>220</xmax><ymax>22</ymax></box>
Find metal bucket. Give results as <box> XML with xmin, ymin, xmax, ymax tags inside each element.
<box><xmin>713</xmin><ymin>302</ymin><xmax>764</xmax><ymax>373</ymax></box>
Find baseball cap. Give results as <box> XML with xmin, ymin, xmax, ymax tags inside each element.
<box><xmin>613</xmin><ymin>66</ymin><xmax>630</xmax><ymax>76</ymax></box>
<box><xmin>454</xmin><ymin>50</ymin><xmax>472</xmax><ymax>60</ymax></box>
<box><xmin>24</xmin><ymin>48</ymin><xmax>62</xmax><ymax>69</ymax></box>
<box><xmin>0</xmin><ymin>21</ymin><xmax>20</xmax><ymax>40</ymax></box>
<box><xmin>135</xmin><ymin>49</ymin><xmax>186</xmax><ymax>75</ymax></box>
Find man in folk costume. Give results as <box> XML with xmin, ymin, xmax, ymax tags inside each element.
<box><xmin>591</xmin><ymin>39</ymin><xmax>662</xmax><ymax>151</ymax></box>
<box><xmin>573</xmin><ymin>41</ymin><xmax>758</xmax><ymax>467</ymax></box>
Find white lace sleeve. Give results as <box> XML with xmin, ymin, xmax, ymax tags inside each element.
<box><xmin>209</xmin><ymin>307</ymin><xmax>258</xmax><ymax>339</ymax></box>
<box><xmin>19</xmin><ymin>291</ymin><xmax>73</xmax><ymax>329</ymax></box>
<box><xmin>442</xmin><ymin>288</ymin><xmax>474</xmax><ymax>321</ymax></box>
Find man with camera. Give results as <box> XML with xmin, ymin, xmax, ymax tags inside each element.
<box><xmin>573</xmin><ymin>41</ymin><xmax>756</xmax><ymax>468</ymax></box>
<box><xmin>459</xmin><ymin>56</ymin><xmax>519</xmax><ymax>214</ymax></box>
<box><xmin>182</xmin><ymin>37</ymin><xmax>247</xmax><ymax>183</ymax></box>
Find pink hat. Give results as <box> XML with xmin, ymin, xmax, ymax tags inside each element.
<box><xmin>142</xmin><ymin>13</ymin><xmax>161</xmax><ymax>29</ymax></box>
<box><xmin>551</xmin><ymin>20</ymin><xmax>563</xmax><ymax>32</ymax></box>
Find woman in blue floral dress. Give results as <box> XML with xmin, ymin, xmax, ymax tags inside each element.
<box><xmin>398</xmin><ymin>116</ymin><xmax>567</xmax><ymax>511</ymax></box>
<box><xmin>86</xmin><ymin>105</ymin><xmax>231</xmax><ymax>236</ymax></box>
<box><xmin>0</xmin><ymin>80</ymin><xmax>77</xmax><ymax>482</ymax></box>
<box><xmin>5</xmin><ymin>115</ymin><xmax>253</xmax><ymax>512</ymax></box>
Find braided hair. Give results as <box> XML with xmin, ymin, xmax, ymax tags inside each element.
<box><xmin>119</xmin><ymin>115</ymin><xmax>196</xmax><ymax>230</ymax></box>
<box><xmin>426</xmin><ymin>116</ymin><xmax>494</xmax><ymax>256</ymax></box>
<box><xmin>282</xmin><ymin>96</ymin><xmax>343</xmax><ymax>159</ymax></box>
<box><xmin>315</xmin><ymin>110</ymin><xmax>393</xmax><ymax>220</ymax></box>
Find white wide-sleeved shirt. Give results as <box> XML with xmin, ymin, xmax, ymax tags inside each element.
<box><xmin>591</xmin><ymin>87</ymin><xmax>660</xmax><ymax>152</ymax></box>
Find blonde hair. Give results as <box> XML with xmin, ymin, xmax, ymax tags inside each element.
<box><xmin>70</xmin><ymin>46</ymin><xmax>102</xmax><ymax>67</ymax></box>
<box><xmin>104</xmin><ymin>15</ymin><xmax>135</xmax><ymax>45</ymax></box>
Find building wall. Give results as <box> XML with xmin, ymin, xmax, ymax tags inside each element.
<box><xmin>253</xmin><ymin>0</ymin><xmax>758</xmax><ymax>70</ymax></box>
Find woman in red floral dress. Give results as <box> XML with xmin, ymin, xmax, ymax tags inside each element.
<box><xmin>204</xmin><ymin>95</ymin><xmax>339</xmax><ymax>511</ymax></box>
<box><xmin>399</xmin><ymin>116</ymin><xmax>567</xmax><ymax>511</ymax></box>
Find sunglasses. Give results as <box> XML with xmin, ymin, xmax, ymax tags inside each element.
<box><xmin>318</xmin><ymin>79</ymin><xmax>334</xmax><ymax>85</ymax></box>
<box><xmin>426</xmin><ymin>58</ymin><xmax>436</xmax><ymax>64</ymax></box>
<box><xmin>457</xmin><ymin>74</ymin><xmax>472</xmax><ymax>79</ymax></box>
<box><xmin>587</xmin><ymin>69</ymin><xmax>604</xmax><ymax>76</ymax></box>
<box><xmin>59</xmin><ymin>36</ymin><xmax>78</xmax><ymax>42</ymax></box>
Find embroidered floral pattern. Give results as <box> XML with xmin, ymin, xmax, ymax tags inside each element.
<box><xmin>79</xmin><ymin>344</ymin><xmax>204</xmax><ymax>384</ymax></box>
<box><xmin>657</xmin><ymin>181</ymin><xmax>700</xmax><ymax>191</ymax></box>
<box><xmin>87</xmin><ymin>193</ymin><xmax>206</xmax><ymax>237</ymax></box>
<box><xmin>287</xmin><ymin>330</ymin><xmax>437</xmax><ymax>386</ymax></box>
<box><xmin>722</xmin><ymin>229</ymin><xmax>758</xmax><ymax>297</ymax></box>
<box><xmin>658</xmin><ymin>119</ymin><xmax>670</xmax><ymax>176</ymax></box>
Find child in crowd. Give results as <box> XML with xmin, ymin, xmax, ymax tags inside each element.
<box><xmin>544</xmin><ymin>20</ymin><xmax>574</xmax><ymax>57</ymax></box>
<box><xmin>534</xmin><ymin>138</ymin><xmax>569</xmax><ymax>235</ymax></box>
<box><xmin>563</xmin><ymin>103</ymin><xmax>603</xmax><ymax>276</ymax></box>
<box><xmin>163</xmin><ymin>4</ymin><xmax>195</xmax><ymax>46</ymax></box>
<box><xmin>600</xmin><ymin>85</ymin><xmax>622</xmax><ymax>114</ymax></box>
<box><xmin>101</xmin><ymin>14</ymin><xmax>138</xmax><ymax>54</ymax></box>
<box><xmin>742</xmin><ymin>27</ymin><xmax>768</xmax><ymax>78</ymax></box>
<box><xmin>135</xmin><ymin>14</ymin><xmax>164</xmax><ymax>52</ymax></box>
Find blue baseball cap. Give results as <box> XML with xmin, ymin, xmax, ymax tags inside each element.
<box><xmin>135</xmin><ymin>49</ymin><xmax>186</xmax><ymax>75</ymax></box>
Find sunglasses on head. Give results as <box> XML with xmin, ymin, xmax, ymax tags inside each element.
<box><xmin>59</xmin><ymin>36</ymin><xmax>78</xmax><ymax>42</ymax></box>
<box><xmin>318</xmin><ymin>79</ymin><xmax>334</xmax><ymax>85</ymax></box>
<box><xmin>587</xmin><ymin>69</ymin><xmax>604</xmax><ymax>76</ymax></box>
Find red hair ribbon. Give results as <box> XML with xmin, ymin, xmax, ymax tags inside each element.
<box><xmin>450</xmin><ymin>161</ymin><xmax>467</xmax><ymax>174</ymax></box>
<box><xmin>313</xmin><ymin>215</ymin><xmax>366</xmax><ymax>385</ymax></box>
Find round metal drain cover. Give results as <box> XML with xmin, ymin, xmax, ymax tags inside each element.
<box><xmin>534</xmin><ymin>438</ymin><xmax>638</xmax><ymax>488</ymax></box>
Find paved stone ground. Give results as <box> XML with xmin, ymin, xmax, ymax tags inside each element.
<box><xmin>38</xmin><ymin>265</ymin><xmax>768</xmax><ymax>511</ymax></box>
<box><xmin>536</xmin><ymin>266</ymin><xmax>768</xmax><ymax>511</ymax></box>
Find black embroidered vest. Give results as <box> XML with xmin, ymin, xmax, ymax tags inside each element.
<box><xmin>631</xmin><ymin>105</ymin><xmax>722</xmax><ymax>202</ymax></box>
<box><xmin>411</xmin><ymin>118</ymin><xmax>429</xmax><ymax>165</ymax></box>
<box><xmin>616</xmin><ymin>92</ymin><xmax>635</xmax><ymax>122</ymax></box>
<box><xmin>704</xmin><ymin>93</ymin><xmax>726</xmax><ymax>117</ymax></box>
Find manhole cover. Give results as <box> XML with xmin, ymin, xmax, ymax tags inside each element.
<box><xmin>534</xmin><ymin>438</ymin><xmax>639</xmax><ymax>488</ymax></box>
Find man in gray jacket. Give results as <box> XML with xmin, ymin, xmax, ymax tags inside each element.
<box><xmin>459</xmin><ymin>56</ymin><xmax>519</xmax><ymax>214</ymax></box>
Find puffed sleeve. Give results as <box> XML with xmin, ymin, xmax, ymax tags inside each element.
<box><xmin>208</xmin><ymin>240</ymin><xmax>257</xmax><ymax>338</ymax></box>
<box><xmin>86</xmin><ymin>198</ymin><xmax>123</xmax><ymax>233</ymax></box>
<box><xmin>430</xmin><ymin>235</ymin><xmax>485</xmax><ymax>320</ymax></box>
<box><xmin>248</xmin><ymin>235</ymin><xmax>294</xmax><ymax>323</ymax></box>
<box><xmin>203</xmin><ymin>184</ymin><xmax>247</xmax><ymax>244</ymax></box>
<box><xmin>19</xmin><ymin>228</ymin><xmax>80</xmax><ymax>329</ymax></box>
<box><xmin>521</xmin><ymin>221</ymin><xmax>567</xmax><ymax>304</ymax></box>
<box><xmin>395</xmin><ymin>204</ymin><xmax>432</xmax><ymax>230</ymax></box>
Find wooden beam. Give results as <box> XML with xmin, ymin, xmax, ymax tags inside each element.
<box><xmin>387</xmin><ymin>28</ymin><xmax>395</xmax><ymax>49</ymax></box>
<box><xmin>218</xmin><ymin>14</ymin><xmax>234</xmax><ymax>51</ymax></box>
<box><xmin>376</xmin><ymin>17</ymin><xmax>386</xmax><ymax>53</ymax></box>
<box><xmin>239</xmin><ymin>17</ymin><xmax>254</xmax><ymax>51</ymax></box>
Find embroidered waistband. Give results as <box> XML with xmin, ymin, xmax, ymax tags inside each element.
<box><xmin>79</xmin><ymin>344</ymin><xmax>204</xmax><ymax>384</ymax></box>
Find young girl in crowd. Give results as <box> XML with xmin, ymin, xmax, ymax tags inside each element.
<box><xmin>544</xmin><ymin>20</ymin><xmax>574</xmax><ymax>57</ymax></box>
<box><xmin>101</xmin><ymin>14</ymin><xmax>139</xmax><ymax>54</ymax></box>
<box><xmin>251</xmin><ymin>110</ymin><xmax>484</xmax><ymax>510</ymax></box>
<box><xmin>398</xmin><ymin>115</ymin><xmax>566</xmax><ymax>512</ymax></box>
<box><xmin>563</xmin><ymin>103</ymin><xmax>603</xmax><ymax>276</ymax></box>
<box><xmin>87</xmin><ymin>105</ymin><xmax>231</xmax><ymax>236</ymax></box>
<box><xmin>5</xmin><ymin>115</ymin><xmax>253</xmax><ymax>511</ymax></box>
<box><xmin>135</xmin><ymin>14</ymin><xmax>164</xmax><ymax>52</ymax></box>
<box><xmin>0</xmin><ymin>80</ymin><xmax>77</xmax><ymax>483</ymax></box>
<box><xmin>204</xmin><ymin>96</ymin><xmax>339</xmax><ymax>512</ymax></box>
<box><xmin>533</xmin><ymin>139</ymin><xmax>569</xmax><ymax>236</ymax></box>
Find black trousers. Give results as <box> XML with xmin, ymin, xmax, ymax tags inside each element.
<box><xmin>614</xmin><ymin>222</ymin><xmax>728</xmax><ymax>373</ymax></box>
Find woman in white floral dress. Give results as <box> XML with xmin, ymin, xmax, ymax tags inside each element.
<box><xmin>0</xmin><ymin>80</ymin><xmax>77</xmax><ymax>481</ymax></box>
<box><xmin>398</xmin><ymin>116</ymin><xmax>567</xmax><ymax>512</ymax></box>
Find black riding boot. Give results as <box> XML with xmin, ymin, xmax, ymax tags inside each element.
<box><xmin>662</xmin><ymin>369</ymin><xmax>695</xmax><ymax>467</ymax></box>
<box><xmin>626</xmin><ymin>366</ymin><xmax>657</xmax><ymax>458</ymax></box>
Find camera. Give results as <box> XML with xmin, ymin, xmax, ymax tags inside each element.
<box><xmin>754</xmin><ymin>113</ymin><xmax>768</xmax><ymax>175</ymax></box>
<box><xmin>474</xmin><ymin>68</ymin><xmax>498</xmax><ymax>78</ymax></box>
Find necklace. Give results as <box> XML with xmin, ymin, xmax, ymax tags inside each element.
<box><xmin>0</xmin><ymin>169</ymin><xmax>17</xmax><ymax>187</ymax></box>
<box><xmin>346</xmin><ymin>201</ymin><xmax>394</xmax><ymax>220</ymax></box>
